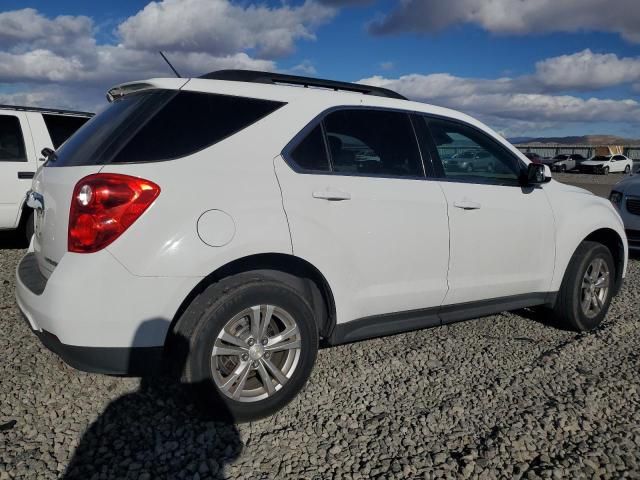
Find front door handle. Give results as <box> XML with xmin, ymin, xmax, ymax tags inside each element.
<box><xmin>453</xmin><ymin>199</ymin><xmax>481</xmax><ymax>210</ymax></box>
<box><xmin>312</xmin><ymin>189</ymin><xmax>352</xmax><ymax>201</ymax></box>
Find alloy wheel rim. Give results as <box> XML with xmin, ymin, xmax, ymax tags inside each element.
<box><xmin>211</xmin><ymin>305</ymin><xmax>302</xmax><ymax>403</ymax></box>
<box><xmin>580</xmin><ymin>258</ymin><xmax>610</xmax><ymax>318</ymax></box>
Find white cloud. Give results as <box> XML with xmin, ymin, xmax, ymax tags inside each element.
<box><xmin>117</xmin><ymin>0</ymin><xmax>335</xmax><ymax>59</ymax></box>
<box><xmin>379</xmin><ymin>61</ymin><xmax>394</xmax><ymax>71</ymax></box>
<box><xmin>359</xmin><ymin>73</ymin><xmax>640</xmax><ymax>135</ymax></box>
<box><xmin>369</xmin><ymin>0</ymin><xmax>640</xmax><ymax>43</ymax></box>
<box><xmin>290</xmin><ymin>60</ymin><xmax>317</xmax><ymax>75</ymax></box>
<box><xmin>534</xmin><ymin>49</ymin><xmax>640</xmax><ymax>90</ymax></box>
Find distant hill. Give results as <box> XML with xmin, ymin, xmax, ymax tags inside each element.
<box><xmin>511</xmin><ymin>135</ymin><xmax>640</xmax><ymax>145</ymax></box>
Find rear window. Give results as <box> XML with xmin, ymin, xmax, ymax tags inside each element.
<box><xmin>42</xmin><ymin>114</ymin><xmax>90</xmax><ymax>148</ymax></box>
<box><xmin>48</xmin><ymin>90</ymin><xmax>284</xmax><ymax>167</ymax></box>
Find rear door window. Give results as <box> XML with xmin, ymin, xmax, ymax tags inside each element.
<box><xmin>42</xmin><ymin>114</ymin><xmax>91</xmax><ymax>148</ymax></box>
<box><xmin>322</xmin><ymin>109</ymin><xmax>424</xmax><ymax>178</ymax></box>
<box><xmin>0</xmin><ymin>114</ymin><xmax>27</xmax><ymax>162</ymax></box>
<box><xmin>288</xmin><ymin>125</ymin><xmax>330</xmax><ymax>172</ymax></box>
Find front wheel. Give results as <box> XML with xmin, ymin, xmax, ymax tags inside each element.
<box><xmin>602</xmin><ymin>166</ymin><xmax>609</xmax><ymax>175</ymax></box>
<box><xmin>561</xmin><ymin>165</ymin><xmax>567</xmax><ymax>173</ymax></box>
<box><xmin>553</xmin><ymin>241</ymin><xmax>615</xmax><ymax>331</ymax></box>
<box><xmin>178</xmin><ymin>274</ymin><xmax>318</xmax><ymax>422</ymax></box>
<box><xmin>625</xmin><ymin>165</ymin><xmax>631</xmax><ymax>174</ymax></box>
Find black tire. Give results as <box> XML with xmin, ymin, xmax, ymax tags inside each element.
<box><xmin>553</xmin><ymin>241</ymin><xmax>615</xmax><ymax>331</ymax></box>
<box><xmin>602</xmin><ymin>166</ymin><xmax>609</xmax><ymax>175</ymax></box>
<box><xmin>466</xmin><ymin>164</ymin><xmax>473</xmax><ymax>173</ymax></box>
<box><xmin>175</xmin><ymin>273</ymin><xmax>318</xmax><ymax>422</ymax></box>
<box><xmin>24</xmin><ymin>209</ymin><xmax>34</xmax><ymax>243</ymax></box>
<box><xmin>625</xmin><ymin>165</ymin><xmax>631</xmax><ymax>174</ymax></box>
<box><xmin>561</xmin><ymin>165</ymin><xmax>567</xmax><ymax>173</ymax></box>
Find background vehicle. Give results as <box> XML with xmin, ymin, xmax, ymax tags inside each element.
<box><xmin>445</xmin><ymin>149</ymin><xmax>497</xmax><ymax>172</ymax></box>
<box><xmin>580</xmin><ymin>154</ymin><xmax>634</xmax><ymax>175</ymax></box>
<box><xmin>610</xmin><ymin>173</ymin><xmax>640</xmax><ymax>251</ymax></box>
<box><xmin>523</xmin><ymin>152</ymin><xmax>544</xmax><ymax>164</ymax></box>
<box><xmin>15</xmin><ymin>70</ymin><xmax>628</xmax><ymax>422</ymax></box>
<box><xmin>0</xmin><ymin>105</ymin><xmax>92</xmax><ymax>240</ymax></box>
<box><xmin>550</xmin><ymin>154</ymin><xmax>587</xmax><ymax>172</ymax></box>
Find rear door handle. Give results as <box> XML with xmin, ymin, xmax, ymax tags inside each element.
<box><xmin>453</xmin><ymin>199</ymin><xmax>481</xmax><ymax>210</ymax></box>
<box><xmin>312</xmin><ymin>189</ymin><xmax>352</xmax><ymax>201</ymax></box>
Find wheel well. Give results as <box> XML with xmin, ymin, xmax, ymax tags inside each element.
<box><xmin>583</xmin><ymin>228</ymin><xmax>625</xmax><ymax>294</ymax></box>
<box><xmin>167</xmin><ymin>253</ymin><xmax>337</xmax><ymax>346</ymax></box>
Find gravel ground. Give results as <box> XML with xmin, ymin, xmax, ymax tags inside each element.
<box><xmin>2</xmin><ymin>173</ymin><xmax>640</xmax><ymax>479</ymax></box>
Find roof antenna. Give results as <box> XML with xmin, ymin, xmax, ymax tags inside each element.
<box><xmin>159</xmin><ymin>51</ymin><xmax>181</xmax><ymax>78</ymax></box>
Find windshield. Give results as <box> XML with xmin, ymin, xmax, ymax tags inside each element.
<box><xmin>592</xmin><ymin>156</ymin><xmax>611</xmax><ymax>161</ymax></box>
<box><xmin>47</xmin><ymin>90</ymin><xmax>174</xmax><ymax>167</ymax></box>
<box><xmin>553</xmin><ymin>155</ymin><xmax>568</xmax><ymax>160</ymax></box>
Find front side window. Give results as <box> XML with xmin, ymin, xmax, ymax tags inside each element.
<box><xmin>425</xmin><ymin>117</ymin><xmax>521</xmax><ymax>185</ymax></box>
<box><xmin>323</xmin><ymin>109</ymin><xmax>423</xmax><ymax>178</ymax></box>
<box><xmin>0</xmin><ymin>114</ymin><xmax>27</xmax><ymax>162</ymax></box>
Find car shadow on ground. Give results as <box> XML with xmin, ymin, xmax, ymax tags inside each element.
<box><xmin>63</xmin><ymin>327</ymin><xmax>243</xmax><ymax>480</ymax></box>
<box><xmin>0</xmin><ymin>231</ymin><xmax>27</xmax><ymax>250</ymax></box>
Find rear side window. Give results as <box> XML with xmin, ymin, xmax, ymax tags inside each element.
<box><xmin>42</xmin><ymin>114</ymin><xmax>90</xmax><ymax>148</ymax></box>
<box><xmin>0</xmin><ymin>114</ymin><xmax>27</xmax><ymax>162</ymax></box>
<box><xmin>324</xmin><ymin>110</ymin><xmax>423</xmax><ymax>178</ymax></box>
<box><xmin>113</xmin><ymin>92</ymin><xmax>284</xmax><ymax>163</ymax></box>
<box><xmin>48</xmin><ymin>90</ymin><xmax>284</xmax><ymax>167</ymax></box>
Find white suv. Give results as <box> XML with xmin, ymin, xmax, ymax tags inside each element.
<box><xmin>15</xmin><ymin>71</ymin><xmax>628</xmax><ymax>421</ymax></box>
<box><xmin>0</xmin><ymin>105</ymin><xmax>91</xmax><ymax>240</ymax></box>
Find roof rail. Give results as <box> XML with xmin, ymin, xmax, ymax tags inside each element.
<box><xmin>0</xmin><ymin>104</ymin><xmax>94</xmax><ymax>117</ymax></box>
<box><xmin>199</xmin><ymin>69</ymin><xmax>408</xmax><ymax>101</ymax></box>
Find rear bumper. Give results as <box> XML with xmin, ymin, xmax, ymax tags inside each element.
<box><xmin>15</xmin><ymin>250</ymin><xmax>199</xmax><ymax>374</ymax></box>
<box><xmin>32</xmin><ymin>326</ymin><xmax>162</xmax><ymax>375</ymax></box>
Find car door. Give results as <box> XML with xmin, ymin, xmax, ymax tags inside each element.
<box><xmin>612</xmin><ymin>155</ymin><xmax>627</xmax><ymax>172</ymax></box>
<box><xmin>274</xmin><ymin>108</ymin><xmax>450</xmax><ymax>325</ymax></box>
<box><xmin>414</xmin><ymin>115</ymin><xmax>556</xmax><ymax>309</ymax></box>
<box><xmin>0</xmin><ymin>112</ymin><xmax>36</xmax><ymax>229</ymax></box>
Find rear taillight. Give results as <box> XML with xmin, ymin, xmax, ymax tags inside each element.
<box><xmin>68</xmin><ymin>173</ymin><xmax>160</xmax><ymax>253</ymax></box>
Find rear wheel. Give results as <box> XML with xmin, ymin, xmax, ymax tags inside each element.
<box><xmin>177</xmin><ymin>273</ymin><xmax>318</xmax><ymax>422</ymax></box>
<box><xmin>553</xmin><ymin>241</ymin><xmax>614</xmax><ymax>331</ymax></box>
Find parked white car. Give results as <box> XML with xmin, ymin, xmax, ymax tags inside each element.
<box><xmin>0</xmin><ymin>105</ymin><xmax>91</xmax><ymax>240</ymax></box>
<box><xmin>610</xmin><ymin>172</ymin><xmax>640</xmax><ymax>251</ymax></box>
<box><xmin>15</xmin><ymin>71</ymin><xmax>628</xmax><ymax>421</ymax></box>
<box><xmin>579</xmin><ymin>154</ymin><xmax>634</xmax><ymax>175</ymax></box>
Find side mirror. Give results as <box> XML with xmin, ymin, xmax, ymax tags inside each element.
<box><xmin>41</xmin><ymin>147</ymin><xmax>54</xmax><ymax>158</ymax></box>
<box><xmin>524</xmin><ymin>162</ymin><xmax>551</xmax><ymax>185</ymax></box>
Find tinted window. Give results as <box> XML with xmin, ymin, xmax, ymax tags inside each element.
<box><xmin>426</xmin><ymin>117</ymin><xmax>521</xmax><ymax>184</ymax></box>
<box><xmin>42</xmin><ymin>114</ymin><xmax>90</xmax><ymax>148</ymax></box>
<box><xmin>289</xmin><ymin>125</ymin><xmax>330</xmax><ymax>172</ymax></box>
<box><xmin>323</xmin><ymin>109</ymin><xmax>423</xmax><ymax>178</ymax></box>
<box><xmin>49</xmin><ymin>90</ymin><xmax>172</xmax><ymax>167</ymax></box>
<box><xmin>613</xmin><ymin>155</ymin><xmax>625</xmax><ymax>160</ymax></box>
<box><xmin>554</xmin><ymin>155</ymin><xmax>568</xmax><ymax>160</ymax></box>
<box><xmin>593</xmin><ymin>156</ymin><xmax>610</xmax><ymax>161</ymax></box>
<box><xmin>113</xmin><ymin>92</ymin><xmax>284</xmax><ymax>163</ymax></box>
<box><xmin>0</xmin><ymin>114</ymin><xmax>27</xmax><ymax>162</ymax></box>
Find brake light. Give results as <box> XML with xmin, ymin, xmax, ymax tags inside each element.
<box><xmin>69</xmin><ymin>173</ymin><xmax>160</xmax><ymax>253</ymax></box>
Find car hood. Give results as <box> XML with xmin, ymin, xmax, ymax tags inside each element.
<box><xmin>612</xmin><ymin>172</ymin><xmax>640</xmax><ymax>194</ymax></box>
<box><xmin>548</xmin><ymin>180</ymin><xmax>593</xmax><ymax>196</ymax></box>
<box><xmin>581</xmin><ymin>160</ymin><xmax>607</xmax><ymax>166</ymax></box>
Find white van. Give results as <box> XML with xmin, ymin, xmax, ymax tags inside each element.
<box><xmin>0</xmin><ymin>105</ymin><xmax>92</xmax><ymax>240</ymax></box>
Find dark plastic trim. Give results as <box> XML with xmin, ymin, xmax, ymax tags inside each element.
<box><xmin>35</xmin><ymin>329</ymin><xmax>163</xmax><ymax>376</ymax></box>
<box><xmin>200</xmin><ymin>69</ymin><xmax>408</xmax><ymax>100</ymax></box>
<box><xmin>17</xmin><ymin>171</ymin><xmax>35</xmax><ymax>179</ymax></box>
<box><xmin>328</xmin><ymin>292</ymin><xmax>555</xmax><ymax>345</ymax></box>
<box><xmin>0</xmin><ymin>104</ymin><xmax>93</xmax><ymax>117</ymax></box>
<box><xmin>17</xmin><ymin>252</ymin><xmax>47</xmax><ymax>295</ymax></box>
